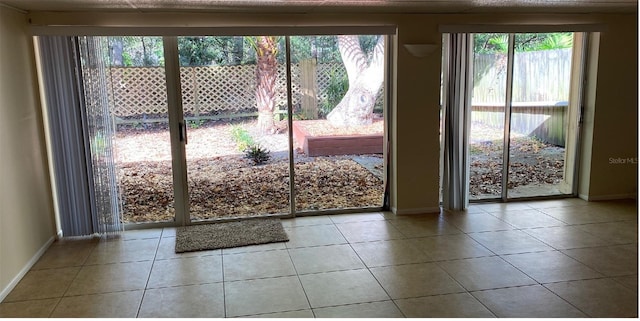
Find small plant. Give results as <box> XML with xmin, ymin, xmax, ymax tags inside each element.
<box><xmin>188</xmin><ymin>119</ymin><xmax>204</xmax><ymax>129</ymax></box>
<box><xmin>244</xmin><ymin>144</ymin><xmax>271</xmax><ymax>165</ymax></box>
<box><xmin>230</xmin><ymin>125</ymin><xmax>255</xmax><ymax>151</ymax></box>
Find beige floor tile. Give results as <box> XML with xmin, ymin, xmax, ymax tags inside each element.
<box><xmin>147</xmin><ymin>255</ymin><xmax>223</xmax><ymax>288</ymax></box>
<box><xmin>84</xmin><ymin>238</ymin><xmax>159</xmax><ymax>264</ymax></box>
<box><xmin>224</xmin><ymin>276</ymin><xmax>309</xmax><ymax>317</ymax></box>
<box><xmin>50</xmin><ymin>290</ymin><xmax>143</xmax><ymax>318</ymax></box>
<box><xmin>3</xmin><ymin>267</ymin><xmax>80</xmax><ymax>302</ymax></box>
<box><xmin>438</xmin><ymin>256</ymin><xmax>537</xmax><ymax>291</ymax></box>
<box><xmin>388</xmin><ymin>217</ymin><xmax>462</xmax><ymax>237</ymax></box>
<box><xmin>223</xmin><ymin>249</ymin><xmax>296</xmax><ymax>281</ymax></box>
<box><xmin>468</xmin><ymin>230</ymin><xmax>554</xmax><ymax>255</ymax></box>
<box><xmin>588</xmin><ymin>199</ymin><xmax>638</xmax><ymax>216</ymax></box>
<box><xmin>329</xmin><ymin>212</ymin><xmax>385</xmax><ymax>224</ymax></box>
<box><xmin>313</xmin><ymin>300</ymin><xmax>404</xmax><ymax>318</ymax></box>
<box><xmin>299</xmin><ymin>269</ymin><xmax>389</xmax><ymax>308</ymax></box>
<box><xmin>525</xmin><ymin>198</ymin><xmax>589</xmax><ymax>209</ymax></box>
<box><xmin>575</xmin><ymin>221</ymin><xmax>638</xmax><ymax>244</ymax></box>
<box><xmin>502</xmin><ymin>250</ymin><xmax>602</xmax><ymax>283</ymax></box>
<box><xmin>335</xmin><ymin>221</ymin><xmax>405</xmax><ymax>243</ymax></box>
<box><xmin>475</xmin><ymin>202</ymin><xmax>535</xmax><ymax>212</ymax></box>
<box><xmin>138</xmin><ymin>283</ymin><xmax>224</xmax><ymax>318</ymax></box>
<box><xmin>32</xmin><ymin>243</ymin><xmax>94</xmax><ymax>270</ymax></box>
<box><xmin>442</xmin><ymin>213</ymin><xmax>514</xmax><ymax>233</ymax></box>
<box><xmin>394</xmin><ymin>292</ymin><xmax>495</xmax><ymax>318</ymax></box>
<box><xmin>523</xmin><ymin>225</ymin><xmax>611</xmax><ymax>249</ymax></box>
<box><xmin>240</xmin><ymin>309</ymin><xmax>314</xmax><ymax>318</ymax></box>
<box><xmin>488</xmin><ymin>209</ymin><xmax>566</xmax><ymax>229</ymax></box>
<box><xmin>539</xmin><ymin>207</ymin><xmax>618</xmax><ymax>225</ymax></box>
<box><xmin>351</xmin><ymin>239</ymin><xmax>431</xmax><ymax>267</ymax></box>
<box><xmin>121</xmin><ymin>228</ymin><xmax>162</xmax><ymax>240</ymax></box>
<box><xmin>411</xmin><ymin>234</ymin><xmax>494</xmax><ymax>261</ymax></box>
<box><xmin>155</xmin><ymin>237</ymin><xmax>221</xmax><ymax>260</ymax></box>
<box><xmin>465</xmin><ymin>204</ymin><xmax>490</xmax><ymax>213</ymax></box>
<box><xmin>545</xmin><ymin>278</ymin><xmax>638</xmax><ymax>317</ymax></box>
<box><xmin>289</xmin><ymin>244</ymin><xmax>364</xmax><ymax>274</ymax></box>
<box><xmin>370</xmin><ymin>263</ymin><xmax>465</xmax><ymax>299</ymax></box>
<box><xmin>613</xmin><ymin>275</ymin><xmax>638</xmax><ymax>293</ymax></box>
<box><xmin>284</xmin><ymin>225</ymin><xmax>347</xmax><ymax>248</ymax></box>
<box><xmin>66</xmin><ymin>261</ymin><xmax>152</xmax><ymax>296</ymax></box>
<box><xmin>281</xmin><ymin>215</ymin><xmax>333</xmax><ymax>227</ymax></box>
<box><xmin>161</xmin><ymin>227</ymin><xmax>177</xmax><ymax>238</ymax></box>
<box><xmin>472</xmin><ymin>284</ymin><xmax>586</xmax><ymax>317</ymax></box>
<box><xmin>0</xmin><ymin>298</ymin><xmax>59</xmax><ymax>317</ymax></box>
<box><xmin>562</xmin><ymin>244</ymin><xmax>638</xmax><ymax>276</ymax></box>
<box><xmin>222</xmin><ymin>241</ymin><xmax>286</xmax><ymax>254</ymax></box>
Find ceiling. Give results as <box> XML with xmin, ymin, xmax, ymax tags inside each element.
<box><xmin>0</xmin><ymin>0</ymin><xmax>637</xmax><ymax>14</ymax></box>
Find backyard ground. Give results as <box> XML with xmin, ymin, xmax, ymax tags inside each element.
<box><xmin>469</xmin><ymin>121</ymin><xmax>565</xmax><ymax>198</ymax></box>
<box><xmin>114</xmin><ymin>118</ymin><xmax>564</xmax><ymax>223</ymax></box>
<box><xmin>115</xmin><ymin>119</ymin><xmax>384</xmax><ymax>223</ymax></box>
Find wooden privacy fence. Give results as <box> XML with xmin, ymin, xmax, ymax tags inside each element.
<box><xmin>473</xmin><ymin>49</ymin><xmax>572</xmax><ymax>103</ymax></box>
<box><xmin>471</xmin><ymin>102</ymin><xmax>568</xmax><ymax>146</ymax></box>
<box><xmin>104</xmin><ymin>61</ymin><xmax>347</xmax><ymax>121</ymax></box>
<box><xmin>471</xmin><ymin>48</ymin><xmax>572</xmax><ymax>146</ymax></box>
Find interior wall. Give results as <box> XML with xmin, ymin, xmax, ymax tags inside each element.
<box><xmin>582</xmin><ymin>16</ymin><xmax>638</xmax><ymax>200</ymax></box>
<box><xmin>24</xmin><ymin>12</ymin><xmax>638</xmax><ymax>213</ymax></box>
<box><xmin>0</xmin><ymin>6</ymin><xmax>56</xmax><ymax>300</ymax></box>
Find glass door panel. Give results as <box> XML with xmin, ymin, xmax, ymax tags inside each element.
<box><xmin>99</xmin><ymin>36</ymin><xmax>176</xmax><ymax>224</ymax></box>
<box><xmin>507</xmin><ymin>33</ymin><xmax>574</xmax><ymax>198</ymax></box>
<box><xmin>290</xmin><ymin>35</ymin><xmax>386</xmax><ymax>213</ymax></box>
<box><xmin>468</xmin><ymin>33</ymin><xmax>509</xmax><ymax>200</ymax></box>
<box><xmin>177</xmin><ymin>36</ymin><xmax>291</xmax><ymax>221</ymax></box>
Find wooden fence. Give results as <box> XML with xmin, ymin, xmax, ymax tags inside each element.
<box><xmin>473</xmin><ymin>49</ymin><xmax>572</xmax><ymax>103</ymax></box>
<box><xmin>471</xmin><ymin>102</ymin><xmax>567</xmax><ymax>146</ymax></box>
<box><xmin>471</xmin><ymin>48</ymin><xmax>572</xmax><ymax>146</ymax></box>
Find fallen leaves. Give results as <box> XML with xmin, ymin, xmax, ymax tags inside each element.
<box><xmin>469</xmin><ymin>136</ymin><xmax>565</xmax><ymax>197</ymax></box>
<box><xmin>118</xmin><ymin>155</ymin><xmax>384</xmax><ymax>223</ymax></box>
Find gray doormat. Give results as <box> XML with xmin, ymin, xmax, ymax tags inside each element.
<box><xmin>175</xmin><ymin>218</ymin><xmax>289</xmax><ymax>253</ymax></box>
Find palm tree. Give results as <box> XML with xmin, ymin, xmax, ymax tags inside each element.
<box><xmin>253</xmin><ymin>36</ymin><xmax>279</xmax><ymax>134</ymax></box>
<box><xmin>326</xmin><ymin>35</ymin><xmax>385</xmax><ymax>127</ymax></box>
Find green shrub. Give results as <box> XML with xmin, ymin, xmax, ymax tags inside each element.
<box><xmin>230</xmin><ymin>125</ymin><xmax>255</xmax><ymax>151</ymax></box>
<box><xmin>320</xmin><ymin>68</ymin><xmax>348</xmax><ymax>118</ymax></box>
<box><xmin>244</xmin><ymin>145</ymin><xmax>271</xmax><ymax>165</ymax></box>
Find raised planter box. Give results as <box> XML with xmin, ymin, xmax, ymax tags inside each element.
<box><xmin>292</xmin><ymin>120</ymin><xmax>383</xmax><ymax>157</ymax></box>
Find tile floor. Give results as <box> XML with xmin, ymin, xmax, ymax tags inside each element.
<box><xmin>0</xmin><ymin>198</ymin><xmax>637</xmax><ymax>318</ymax></box>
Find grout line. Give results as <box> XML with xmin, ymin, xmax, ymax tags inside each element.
<box><xmin>134</xmin><ymin>233</ymin><xmax>162</xmax><ymax>317</ymax></box>
<box><xmin>221</xmin><ymin>253</ymin><xmax>227</xmax><ymax>318</ymax></box>
<box><xmin>335</xmin><ymin>220</ymin><xmax>408</xmax><ymax>317</ymax></box>
<box><xmin>283</xmin><ymin>245</ymin><xmax>315</xmax><ymax>317</ymax></box>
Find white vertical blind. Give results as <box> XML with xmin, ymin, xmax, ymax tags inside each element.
<box><xmin>77</xmin><ymin>36</ymin><xmax>123</xmax><ymax>234</ymax></box>
<box><xmin>441</xmin><ymin>33</ymin><xmax>473</xmax><ymax>210</ymax></box>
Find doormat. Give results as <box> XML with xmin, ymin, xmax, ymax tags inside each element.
<box><xmin>175</xmin><ymin>218</ymin><xmax>289</xmax><ymax>253</ymax></box>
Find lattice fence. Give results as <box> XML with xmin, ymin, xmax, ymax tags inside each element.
<box><xmin>104</xmin><ymin>62</ymin><xmax>347</xmax><ymax>120</ymax></box>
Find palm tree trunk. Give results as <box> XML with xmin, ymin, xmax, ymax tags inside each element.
<box><xmin>255</xmin><ymin>36</ymin><xmax>278</xmax><ymax>134</ymax></box>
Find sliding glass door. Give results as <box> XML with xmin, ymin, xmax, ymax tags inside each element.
<box><xmin>442</xmin><ymin>31</ymin><xmax>584</xmax><ymax>208</ymax></box>
<box><xmin>467</xmin><ymin>32</ymin><xmax>581</xmax><ymax>201</ymax></box>
<box><xmin>290</xmin><ymin>35</ymin><xmax>386</xmax><ymax>213</ymax></box>
<box><xmin>176</xmin><ymin>35</ymin><xmax>292</xmax><ymax>222</ymax></box>
<box><xmin>65</xmin><ymin>32</ymin><xmax>389</xmax><ymax>227</ymax></box>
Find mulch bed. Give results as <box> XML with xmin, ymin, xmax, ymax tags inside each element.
<box><xmin>119</xmin><ymin>155</ymin><xmax>384</xmax><ymax>223</ymax></box>
<box><xmin>469</xmin><ymin>124</ymin><xmax>565</xmax><ymax>197</ymax></box>
<box><xmin>115</xmin><ymin>118</ymin><xmax>564</xmax><ymax>223</ymax></box>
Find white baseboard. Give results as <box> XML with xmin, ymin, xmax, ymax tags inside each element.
<box><xmin>579</xmin><ymin>193</ymin><xmax>637</xmax><ymax>201</ymax></box>
<box><xmin>391</xmin><ymin>207</ymin><xmax>441</xmax><ymax>215</ymax></box>
<box><xmin>0</xmin><ymin>236</ymin><xmax>54</xmax><ymax>302</ymax></box>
